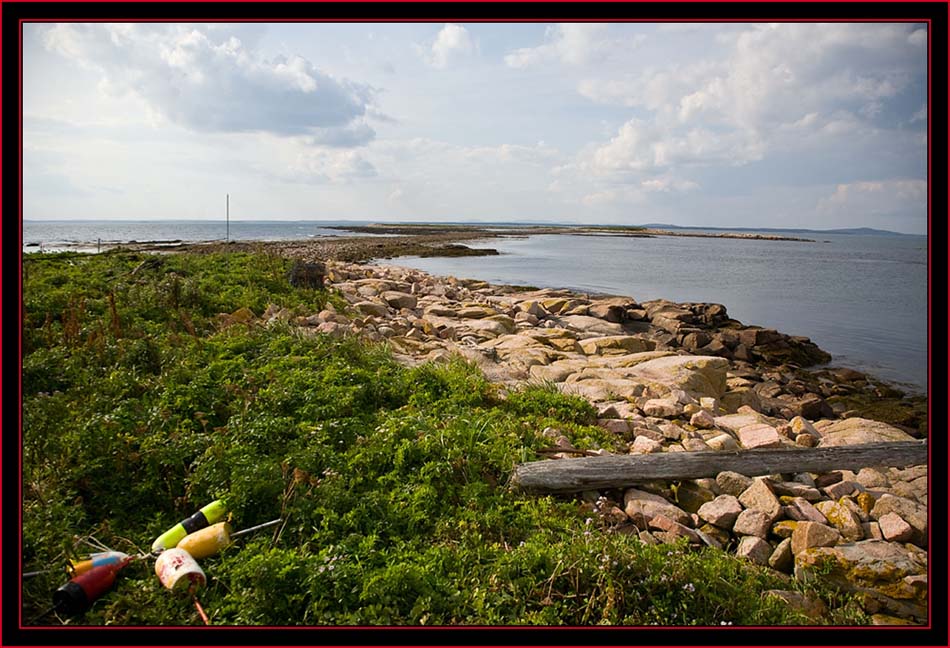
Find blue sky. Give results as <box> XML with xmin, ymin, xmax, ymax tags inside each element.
<box><xmin>23</xmin><ymin>22</ymin><xmax>928</xmax><ymax>233</ymax></box>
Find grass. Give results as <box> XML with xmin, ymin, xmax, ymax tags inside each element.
<box><xmin>21</xmin><ymin>250</ymin><xmax>868</xmax><ymax>626</ymax></box>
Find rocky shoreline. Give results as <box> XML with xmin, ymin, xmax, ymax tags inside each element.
<box><xmin>30</xmin><ymin>222</ymin><xmax>815</xmax><ymax>260</ymax></box>
<box><xmin>326</xmin><ymin>223</ymin><xmax>816</xmax><ymax>242</ymax></box>
<box><xmin>214</xmin><ymin>257</ymin><xmax>928</xmax><ymax>625</ymax></box>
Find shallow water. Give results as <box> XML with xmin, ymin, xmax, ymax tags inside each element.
<box><xmin>21</xmin><ymin>219</ymin><xmax>374</xmax><ymax>252</ymax></box>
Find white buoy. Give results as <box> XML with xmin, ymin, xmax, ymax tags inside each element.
<box><xmin>155</xmin><ymin>548</ymin><xmax>206</xmax><ymax>593</ymax></box>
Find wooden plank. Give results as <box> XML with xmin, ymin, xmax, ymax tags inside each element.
<box><xmin>510</xmin><ymin>441</ymin><xmax>927</xmax><ymax>494</ymax></box>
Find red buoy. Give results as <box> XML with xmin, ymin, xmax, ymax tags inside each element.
<box><xmin>52</xmin><ymin>559</ymin><xmax>129</xmax><ymax>615</ymax></box>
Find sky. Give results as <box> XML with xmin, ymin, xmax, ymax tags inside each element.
<box><xmin>22</xmin><ymin>22</ymin><xmax>928</xmax><ymax>234</ymax></box>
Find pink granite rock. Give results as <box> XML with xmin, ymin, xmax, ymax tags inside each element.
<box><xmin>736</xmin><ymin>423</ymin><xmax>783</xmax><ymax>449</ymax></box>
<box><xmin>738</xmin><ymin>478</ymin><xmax>783</xmax><ymax>522</ymax></box>
<box><xmin>791</xmin><ymin>521</ymin><xmax>841</xmax><ymax>555</ymax></box>
<box><xmin>736</xmin><ymin>536</ymin><xmax>772</xmax><ymax>566</ymax></box>
<box><xmin>784</xmin><ymin>497</ymin><xmax>829</xmax><ymax>524</ymax></box>
<box><xmin>732</xmin><ymin>509</ymin><xmax>772</xmax><ymax>539</ymax></box>
<box><xmin>878</xmin><ymin>513</ymin><xmax>914</xmax><ymax>543</ymax></box>
<box><xmin>697</xmin><ymin>495</ymin><xmax>743</xmax><ymax>529</ymax></box>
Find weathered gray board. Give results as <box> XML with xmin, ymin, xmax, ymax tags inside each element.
<box><xmin>510</xmin><ymin>441</ymin><xmax>927</xmax><ymax>494</ymax></box>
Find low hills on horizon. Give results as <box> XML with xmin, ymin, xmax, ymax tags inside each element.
<box><xmin>22</xmin><ymin>218</ymin><xmax>922</xmax><ymax>237</ymax></box>
<box><xmin>635</xmin><ymin>224</ymin><xmax>919</xmax><ymax>237</ymax></box>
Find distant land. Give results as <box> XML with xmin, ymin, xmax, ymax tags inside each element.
<box><xmin>353</xmin><ymin>221</ymin><xmax>921</xmax><ymax>237</ymax></box>
<box><xmin>636</xmin><ymin>224</ymin><xmax>922</xmax><ymax>237</ymax></box>
<box><xmin>22</xmin><ymin>218</ymin><xmax>922</xmax><ymax>237</ymax></box>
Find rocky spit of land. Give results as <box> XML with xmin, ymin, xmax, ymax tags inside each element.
<box><xmin>53</xmin><ymin>222</ymin><xmax>814</xmax><ymax>259</ymax></box>
<box><xmin>324</xmin><ymin>223</ymin><xmax>816</xmax><ymax>242</ymax></box>
<box><xmin>211</xmin><ymin>256</ymin><xmax>928</xmax><ymax>625</ymax></box>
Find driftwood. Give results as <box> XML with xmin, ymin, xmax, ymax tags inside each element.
<box><xmin>510</xmin><ymin>441</ymin><xmax>927</xmax><ymax>494</ymax></box>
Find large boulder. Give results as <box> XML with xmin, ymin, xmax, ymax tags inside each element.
<box><xmin>578</xmin><ymin>335</ymin><xmax>655</xmax><ymax>356</ymax></box>
<box><xmin>623</xmin><ymin>489</ymin><xmax>692</xmax><ymax>528</ymax></box>
<box><xmin>381</xmin><ymin>291</ymin><xmax>417</xmax><ymax>310</ymax></box>
<box><xmin>697</xmin><ymin>495</ymin><xmax>743</xmax><ymax>529</ymax></box>
<box><xmin>870</xmin><ymin>494</ymin><xmax>927</xmax><ymax>547</ymax></box>
<box><xmin>816</xmin><ymin>418</ymin><xmax>915</xmax><ymax>447</ymax></box>
<box><xmin>589</xmin><ymin>350</ymin><xmax>677</xmax><ymax>368</ymax></box>
<box><xmin>588</xmin><ymin>298</ymin><xmax>635</xmax><ymax>322</ymax></box>
<box><xmin>621</xmin><ymin>355</ymin><xmax>729</xmax><ymax>401</ymax></box>
<box><xmin>554</xmin><ymin>315</ymin><xmax>625</xmax><ymax>336</ymax></box>
<box><xmin>795</xmin><ymin>540</ymin><xmax>928</xmax><ymax>621</ymax></box>
<box><xmin>558</xmin><ymin>379</ymin><xmax>645</xmax><ymax>402</ymax></box>
<box><xmin>354</xmin><ymin>301</ymin><xmax>389</xmax><ymax>317</ymax></box>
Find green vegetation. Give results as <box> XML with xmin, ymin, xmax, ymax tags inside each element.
<box><xmin>22</xmin><ymin>250</ymin><xmax>867</xmax><ymax>626</ymax></box>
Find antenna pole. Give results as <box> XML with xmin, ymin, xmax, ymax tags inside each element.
<box><xmin>226</xmin><ymin>194</ymin><xmax>230</xmax><ymax>242</ymax></box>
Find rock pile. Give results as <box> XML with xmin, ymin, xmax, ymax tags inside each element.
<box><xmin>219</xmin><ymin>259</ymin><xmax>928</xmax><ymax>624</ymax></box>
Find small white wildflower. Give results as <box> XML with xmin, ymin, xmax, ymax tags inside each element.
<box><xmin>585</xmin><ymin>517</ymin><xmax>593</xmax><ymax>525</ymax></box>
<box><xmin>683</xmin><ymin>583</ymin><xmax>695</xmax><ymax>593</ymax></box>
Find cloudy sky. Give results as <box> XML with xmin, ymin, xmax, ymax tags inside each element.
<box><xmin>23</xmin><ymin>22</ymin><xmax>928</xmax><ymax>233</ymax></box>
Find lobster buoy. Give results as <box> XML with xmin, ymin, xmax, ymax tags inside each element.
<box><xmin>53</xmin><ymin>560</ymin><xmax>130</xmax><ymax>615</ymax></box>
<box><xmin>69</xmin><ymin>551</ymin><xmax>129</xmax><ymax>577</ymax></box>
<box><xmin>151</xmin><ymin>500</ymin><xmax>227</xmax><ymax>553</ymax></box>
<box><xmin>176</xmin><ymin>522</ymin><xmax>233</xmax><ymax>560</ymax></box>
<box><xmin>176</xmin><ymin>518</ymin><xmax>281</xmax><ymax>560</ymax></box>
<box><xmin>154</xmin><ymin>548</ymin><xmax>206</xmax><ymax>593</ymax></box>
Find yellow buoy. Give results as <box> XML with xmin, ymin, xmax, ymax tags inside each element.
<box><xmin>176</xmin><ymin>522</ymin><xmax>233</xmax><ymax>560</ymax></box>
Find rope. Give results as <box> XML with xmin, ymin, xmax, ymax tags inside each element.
<box><xmin>193</xmin><ymin>595</ymin><xmax>210</xmax><ymax>625</ymax></box>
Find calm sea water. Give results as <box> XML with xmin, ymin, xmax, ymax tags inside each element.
<box><xmin>382</xmin><ymin>232</ymin><xmax>929</xmax><ymax>395</ymax></box>
<box><xmin>21</xmin><ymin>220</ymin><xmax>929</xmax><ymax>394</ymax></box>
<box><xmin>22</xmin><ymin>219</ymin><xmax>375</xmax><ymax>252</ymax></box>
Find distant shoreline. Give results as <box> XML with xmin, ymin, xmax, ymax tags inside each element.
<box><xmin>23</xmin><ymin>222</ymin><xmax>816</xmax><ymax>257</ymax></box>
<box><xmin>22</xmin><ymin>219</ymin><xmax>923</xmax><ymax>237</ymax></box>
<box><xmin>326</xmin><ymin>223</ymin><xmax>817</xmax><ymax>242</ymax></box>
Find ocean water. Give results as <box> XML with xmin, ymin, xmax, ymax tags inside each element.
<box><xmin>21</xmin><ymin>219</ymin><xmax>375</xmax><ymax>252</ymax></box>
<box><xmin>382</xmin><ymin>232</ymin><xmax>929</xmax><ymax>395</ymax></box>
<box><xmin>21</xmin><ymin>220</ymin><xmax>929</xmax><ymax>394</ymax></box>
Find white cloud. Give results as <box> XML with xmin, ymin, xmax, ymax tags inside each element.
<box><xmin>568</xmin><ymin>22</ymin><xmax>924</xmax><ymax>206</ymax></box>
<box><xmin>784</xmin><ymin>112</ymin><xmax>819</xmax><ymax>130</ymax></box>
<box><xmin>40</xmin><ymin>24</ymin><xmax>376</xmax><ymax>142</ymax></box>
<box><xmin>816</xmin><ymin>179</ymin><xmax>927</xmax><ymax>219</ymax></box>
<box><xmin>283</xmin><ymin>148</ymin><xmax>377</xmax><ymax>184</ymax></box>
<box><xmin>908</xmin><ymin>28</ymin><xmax>927</xmax><ymax>46</ymax></box>
<box><xmin>641</xmin><ymin>176</ymin><xmax>699</xmax><ymax>193</ymax></box>
<box><xmin>387</xmin><ymin>186</ymin><xmax>404</xmax><ymax>206</ymax></box>
<box><xmin>589</xmin><ymin>118</ymin><xmax>765</xmax><ymax>176</ymax></box>
<box><xmin>581</xmin><ymin>24</ymin><xmax>923</xmax><ymax>131</ymax></box>
<box><xmin>581</xmin><ymin>186</ymin><xmax>647</xmax><ymax>207</ymax></box>
<box><xmin>423</xmin><ymin>24</ymin><xmax>476</xmax><ymax>69</ymax></box>
<box><xmin>352</xmin><ymin>137</ymin><xmax>566</xmax><ymax>220</ymax></box>
<box><xmin>505</xmin><ymin>23</ymin><xmax>640</xmax><ymax>68</ymax></box>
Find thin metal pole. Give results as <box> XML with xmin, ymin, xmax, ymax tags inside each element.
<box><xmin>226</xmin><ymin>194</ymin><xmax>229</xmax><ymax>242</ymax></box>
<box><xmin>230</xmin><ymin>518</ymin><xmax>282</xmax><ymax>540</ymax></box>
